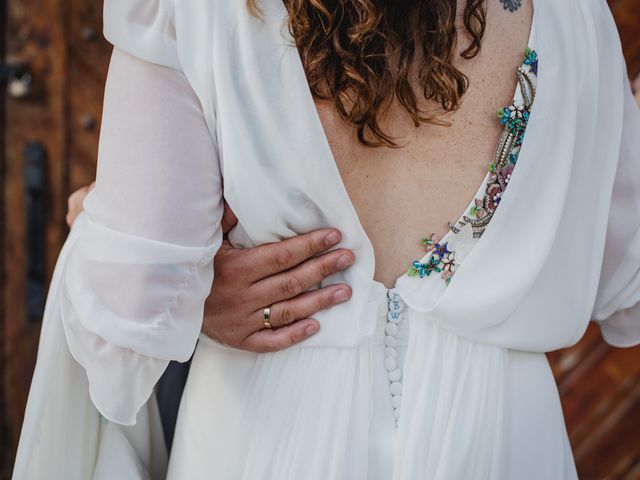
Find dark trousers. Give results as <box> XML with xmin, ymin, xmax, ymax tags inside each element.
<box><xmin>155</xmin><ymin>359</ymin><xmax>191</xmax><ymax>452</ymax></box>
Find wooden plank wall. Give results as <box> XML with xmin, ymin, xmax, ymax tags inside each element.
<box><xmin>1</xmin><ymin>0</ymin><xmax>107</xmax><ymax>477</ymax></box>
<box><xmin>547</xmin><ymin>326</ymin><xmax>640</xmax><ymax>478</ymax></box>
<box><xmin>611</xmin><ymin>0</ymin><xmax>640</xmax><ymax>78</ymax></box>
<box><xmin>2</xmin><ymin>1</ymin><xmax>68</xmax><ymax>477</ymax></box>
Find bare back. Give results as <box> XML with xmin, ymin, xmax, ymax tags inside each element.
<box><xmin>315</xmin><ymin>0</ymin><xmax>534</xmax><ymax>288</ymax></box>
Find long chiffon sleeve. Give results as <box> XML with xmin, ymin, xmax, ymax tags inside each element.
<box><xmin>60</xmin><ymin>44</ymin><xmax>223</xmax><ymax>425</ymax></box>
<box><xmin>591</xmin><ymin>61</ymin><xmax>640</xmax><ymax>348</ymax></box>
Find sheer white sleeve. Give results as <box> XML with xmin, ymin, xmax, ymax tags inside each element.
<box><xmin>61</xmin><ymin>45</ymin><xmax>223</xmax><ymax>425</ymax></box>
<box><xmin>591</xmin><ymin>60</ymin><xmax>640</xmax><ymax>348</ymax></box>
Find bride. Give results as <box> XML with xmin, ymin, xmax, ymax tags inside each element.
<box><xmin>12</xmin><ymin>0</ymin><xmax>640</xmax><ymax>478</ymax></box>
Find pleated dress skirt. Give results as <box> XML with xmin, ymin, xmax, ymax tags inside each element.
<box><xmin>167</xmin><ymin>280</ymin><xmax>578</xmax><ymax>479</ymax></box>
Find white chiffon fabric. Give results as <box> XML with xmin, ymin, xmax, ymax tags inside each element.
<box><xmin>13</xmin><ymin>39</ymin><xmax>224</xmax><ymax>479</ymax></box>
<box><xmin>12</xmin><ymin>0</ymin><xmax>640</xmax><ymax>479</ymax></box>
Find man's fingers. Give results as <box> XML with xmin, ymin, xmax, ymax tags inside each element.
<box><xmin>221</xmin><ymin>201</ymin><xmax>238</xmax><ymax>234</ymax></box>
<box><xmin>237</xmin><ymin>228</ymin><xmax>344</xmax><ymax>280</ymax></box>
<box><xmin>252</xmin><ymin>248</ymin><xmax>354</xmax><ymax>304</ymax></box>
<box><xmin>254</xmin><ymin>284</ymin><xmax>351</xmax><ymax>328</ymax></box>
<box><xmin>215</xmin><ymin>238</ymin><xmax>235</xmax><ymax>255</ymax></box>
<box><xmin>66</xmin><ymin>184</ymin><xmax>93</xmax><ymax>228</ymax></box>
<box><xmin>241</xmin><ymin>319</ymin><xmax>319</xmax><ymax>353</ymax></box>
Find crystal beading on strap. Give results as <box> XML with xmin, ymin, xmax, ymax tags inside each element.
<box><xmin>407</xmin><ymin>47</ymin><xmax>539</xmax><ymax>286</ymax></box>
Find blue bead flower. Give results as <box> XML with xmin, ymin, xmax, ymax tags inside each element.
<box><xmin>410</xmin><ymin>256</ymin><xmax>442</xmax><ymax>278</ymax></box>
<box><xmin>524</xmin><ymin>48</ymin><xmax>538</xmax><ymax>75</ymax></box>
<box><xmin>411</xmin><ymin>260</ymin><xmax>429</xmax><ymax>278</ymax></box>
<box><xmin>498</xmin><ymin>107</ymin><xmax>511</xmax><ymax>126</ymax></box>
<box><xmin>432</xmin><ymin>242</ymin><xmax>451</xmax><ymax>260</ymax></box>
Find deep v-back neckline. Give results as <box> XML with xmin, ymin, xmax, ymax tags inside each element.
<box><xmin>276</xmin><ymin>0</ymin><xmax>538</xmax><ymax>290</ymax></box>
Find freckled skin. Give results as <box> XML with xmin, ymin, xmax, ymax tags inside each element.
<box><xmin>315</xmin><ymin>0</ymin><xmax>534</xmax><ymax>288</ymax></box>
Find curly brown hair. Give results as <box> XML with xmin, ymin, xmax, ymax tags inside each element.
<box><xmin>247</xmin><ymin>0</ymin><xmax>487</xmax><ymax>147</ymax></box>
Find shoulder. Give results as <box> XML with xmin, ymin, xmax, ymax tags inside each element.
<box><xmin>103</xmin><ymin>0</ymin><xmax>180</xmax><ymax>70</ymax></box>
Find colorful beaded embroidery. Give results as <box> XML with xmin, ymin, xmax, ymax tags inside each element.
<box><xmin>407</xmin><ymin>48</ymin><xmax>538</xmax><ymax>286</ymax></box>
<box><xmin>408</xmin><ymin>233</ymin><xmax>457</xmax><ymax>284</ymax></box>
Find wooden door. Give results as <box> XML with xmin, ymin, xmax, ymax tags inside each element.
<box><xmin>1</xmin><ymin>0</ymin><xmax>108</xmax><ymax>476</ymax></box>
<box><xmin>1</xmin><ymin>1</ymin><xmax>639</xmax><ymax>479</ymax></box>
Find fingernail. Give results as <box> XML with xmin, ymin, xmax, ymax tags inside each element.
<box><xmin>336</xmin><ymin>254</ymin><xmax>354</xmax><ymax>270</ymax></box>
<box><xmin>333</xmin><ymin>288</ymin><xmax>349</xmax><ymax>302</ymax></box>
<box><xmin>306</xmin><ymin>325</ymin><xmax>319</xmax><ymax>336</ymax></box>
<box><xmin>325</xmin><ymin>231</ymin><xmax>341</xmax><ymax>246</ymax></box>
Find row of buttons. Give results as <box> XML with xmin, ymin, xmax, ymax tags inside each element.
<box><xmin>385</xmin><ymin>288</ymin><xmax>405</xmax><ymax>426</ymax></box>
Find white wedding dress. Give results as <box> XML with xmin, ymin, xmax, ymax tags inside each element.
<box><xmin>167</xmin><ymin>31</ymin><xmax>572</xmax><ymax>479</ymax></box>
<box><xmin>12</xmin><ymin>0</ymin><xmax>640</xmax><ymax>479</ymax></box>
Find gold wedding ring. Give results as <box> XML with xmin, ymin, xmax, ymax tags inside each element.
<box><xmin>263</xmin><ymin>306</ymin><xmax>273</xmax><ymax>329</ymax></box>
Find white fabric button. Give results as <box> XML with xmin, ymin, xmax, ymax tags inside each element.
<box><xmin>384</xmin><ymin>335</ymin><xmax>398</xmax><ymax>348</ymax></box>
<box><xmin>394</xmin><ymin>408</ymin><xmax>401</xmax><ymax>421</ymax></box>
<box><xmin>387</xmin><ymin>311</ymin><xmax>402</xmax><ymax>323</ymax></box>
<box><xmin>388</xmin><ymin>299</ymin><xmax>404</xmax><ymax>313</ymax></box>
<box><xmin>385</xmin><ymin>347</ymin><xmax>397</xmax><ymax>358</ymax></box>
<box><xmin>391</xmin><ymin>395</ymin><xmax>402</xmax><ymax>408</ymax></box>
<box><xmin>385</xmin><ymin>323</ymin><xmax>398</xmax><ymax>336</ymax></box>
<box><xmin>384</xmin><ymin>356</ymin><xmax>397</xmax><ymax>371</ymax></box>
<box><xmin>390</xmin><ymin>382</ymin><xmax>402</xmax><ymax>395</ymax></box>
<box><xmin>388</xmin><ymin>369</ymin><xmax>401</xmax><ymax>382</ymax></box>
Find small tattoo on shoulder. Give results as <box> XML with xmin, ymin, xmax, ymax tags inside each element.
<box><xmin>499</xmin><ymin>0</ymin><xmax>522</xmax><ymax>12</ymax></box>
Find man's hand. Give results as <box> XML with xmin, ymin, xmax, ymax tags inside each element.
<box><xmin>66</xmin><ymin>184</ymin><xmax>354</xmax><ymax>354</ymax></box>
<box><xmin>66</xmin><ymin>181</ymin><xmax>95</xmax><ymax>227</ymax></box>
<box><xmin>202</xmin><ymin>202</ymin><xmax>354</xmax><ymax>353</ymax></box>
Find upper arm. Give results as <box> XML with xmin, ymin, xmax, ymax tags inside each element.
<box><xmin>86</xmin><ymin>46</ymin><xmax>222</xmax><ymax>247</ymax></box>
<box><xmin>591</xmin><ymin>58</ymin><xmax>640</xmax><ymax>347</ymax></box>
<box><xmin>61</xmin><ymin>45</ymin><xmax>224</xmax><ymax>425</ymax></box>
